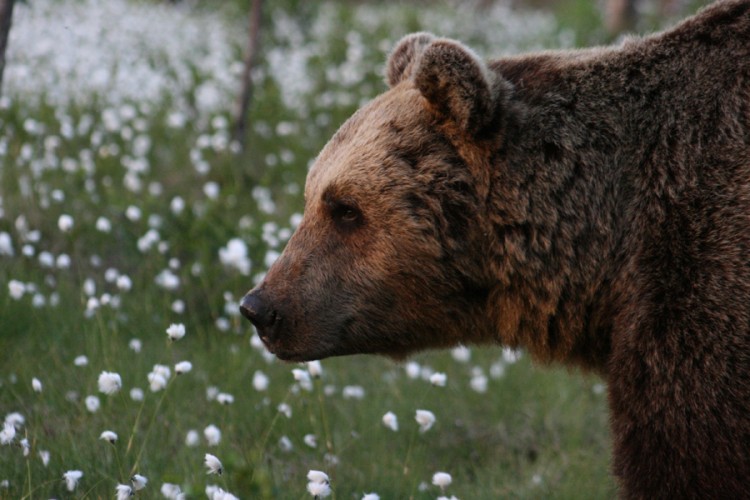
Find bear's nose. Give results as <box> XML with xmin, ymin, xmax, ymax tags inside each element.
<box><xmin>240</xmin><ymin>290</ymin><xmax>279</xmax><ymax>333</ymax></box>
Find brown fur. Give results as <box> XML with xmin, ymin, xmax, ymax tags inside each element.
<box><xmin>241</xmin><ymin>1</ymin><xmax>750</xmax><ymax>497</ymax></box>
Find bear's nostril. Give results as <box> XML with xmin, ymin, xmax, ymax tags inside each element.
<box><xmin>240</xmin><ymin>290</ymin><xmax>279</xmax><ymax>334</ymax></box>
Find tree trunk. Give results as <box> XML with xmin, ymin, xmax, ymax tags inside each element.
<box><xmin>0</xmin><ymin>0</ymin><xmax>15</xmax><ymax>98</ymax></box>
<box><xmin>232</xmin><ymin>0</ymin><xmax>263</xmax><ymax>152</ymax></box>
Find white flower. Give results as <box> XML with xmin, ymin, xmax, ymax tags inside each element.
<box><xmin>32</xmin><ymin>377</ymin><xmax>42</xmax><ymax>392</ymax></box>
<box><xmin>451</xmin><ymin>345</ymin><xmax>471</xmax><ymax>363</ymax></box>
<box><xmin>185</xmin><ymin>429</ymin><xmax>199</xmax><ymax>447</ymax></box>
<box><xmin>39</xmin><ymin>449</ymin><xmax>50</xmax><ymax>467</ymax></box>
<box><xmin>362</xmin><ymin>494</ymin><xmax>380</xmax><ymax>500</ymax></box>
<box><xmin>415</xmin><ymin>409</ymin><xmax>436</xmax><ymax>433</ymax></box>
<box><xmin>95</xmin><ymin>216</ymin><xmax>112</xmax><ymax>233</ymax></box>
<box><xmin>131</xmin><ymin>474</ymin><xmax>148</xmax><ymax>491</ymax></box>
<box><xmin>58</xmin><ymin>214</ymin><xmax>74</xmax><ymax>232</ymax></box>
<box><xmin>99</xmin><ymin>430</ymin><xmax>118</xmax><ymax>443</ymax></box>
<box><xmin>307</xmin><ymin>470</ymin><xmax>329</xmax><ymax>484</ymax></box>
<box><xmin>4</xmin><ymin>412</ymin><xmax>24</xmax><ymax>429</ymax></box>
<box><xmin>252</xmin><ymin>370</ymin><xmax>269</xmax><ymax>391</ymax></box>
<box><xmin>342</xmin><ymin>385</ymin><xmax>365</xmax><ymax>399</ymax></box>
<box><xmin>432</xmin><ymin>471</ymin><xmax>452</xmax><ymax>489</ymax></box>
<box><xmin>218</xmin><ymin>238</ymin><xmax>251</xmax><ymax>275</ymax></box>
<box><xmin>470</xmin><ymin>371</ymin><xmax>488</xmax><ymax>393</ymax></box>
<box><xmin>204</xmin><ymin>424</ymin><xmax>221</xmax><ymax>446</ymax></box>
<box><xmin>129</xmin><ymin>338</ymin><xmax>142</xmax><ymax>353</ymax></box>
<box><xmin>20</xmin><ymin>438</ymin><xmax>29</xmax><ymax>456</ymax></box>
<box><xmin>8</xmin><ymin>280</ymin><xmax>25</xmax><ymax>299</ymax></box>
<box><xmin>175</xmin><ymin>361</ymin><xmax>192</xmax><ymax>374</ymax></box>
<box><xmin>277</xmin><ymin>402</ymin><xmax>292</xmax><ymax>418</ymax></box>
<box><xmin>148</xmin><ymin>364</ymin><xmax>171</xmax><ymax>392</ymax></box>
<box><xmin>405</xmin><ymin>361</ymin><xmax>421</xmax><ymax>379</ymax></box>
<box><xmin>216</xmin><ymin>393</ymin><xmax>234</xmax><ymax>405</ymax></box>
<box><xmin>382</xmin><ymin>411</ymin><xmax>398</xmax><ymax>431</ymax></box>
<box><xmin>279</xmin><ymin>435</ymin><xmax>293</xmax><ymax>452</ymax></box>
<box><xmin>292</xmin><ymin>368</ymin><xmax>312</xmax><ymax>388</ymax></box>
<box><xmin>74</xmin><ymin>355</ymin><xmax>89</xmax><ymax>367</ymax></box>
<box><xmin>117</xmin><ymin>274</ymin><xmax>132</xmax><ymax>291</ymax></box>
<box><xmin>206</xmin><ymin>386</ymin><xmax>219</xmax><ymax>401</ymax></box>
<box><xmin>115</xmin><ymin>483</ymin><xmax>133</xmax><ymax>499</ymax></box>
<box><xmin>0</xmin><ymin>231</ymin><xmax>13</xmax><ymax>256</ymax></box>
<box><xmin>98</xmin><ymin>371</ymin><xmax>122</xmax><ymax>395</ymax></box>
<box><xmin>204</xmin><ymin>453</ymin><xmax>223</xmax><ymax>475</ymax></box>
<box><xmin>166</xmin><ymin>323</ymin><xmax>185</xmax><ymax>341</ymax></box>
<box><xmin>430</xmin><ymin>372</ymin><xmax>447</xmax><ymax>387</ymax></box>
<box><xmin>130</xmin><ymin>387</ymin><xmax>144</xmax><ymax>401</ymax></box>
<box><xmin>304</xmin><ymin>433</ymin><xmax>317</xmax><ymax>448</ymax></box>
<box><xmin>502</xmin><ymin>347</ymin><xmax>522</xmax><ymax>364</ymax></box>
<box><xmin>63</xmin><ymin>470</ymin><xmax>83</xmax><ymax>491</ymax></box>
<box><xmin>307</xmin><ymin>480</ymin><xmax>332</xmax><ymax>498</ymax></box>
<box><xmin>0</xmin><ymin>422</ymin><xmax>15</xmax><ymax>444</ymax></box>
<box><xmin>307</xmin><ymin>360</ymin><xmax>323</xmax><ymax>378</ymax></box>
<box><xmin>85</xmin><ymin>395</ymin><xmax>101</xmax><ymax>413</ymax></box>
<box><xmin>161</xmin><ymin>482</ymin><xmax>183</xmax><ymax>499</ymax></box>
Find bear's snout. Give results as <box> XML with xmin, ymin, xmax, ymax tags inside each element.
<box><xmin>240</xmin><ymin>289</ymin><xmax>280</xmax><ymax>345</ymax></box>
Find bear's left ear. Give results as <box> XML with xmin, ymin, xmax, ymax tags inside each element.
<box><xmin>413</xmin><ymin>39</ymin><xmax>503</xmax><ymax>135</ymax></box>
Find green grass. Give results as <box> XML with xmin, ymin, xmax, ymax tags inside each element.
<box><xmin>4</xmin><ymin>0</ymin><xmax>713</xmax><ymax>497</ymax></box>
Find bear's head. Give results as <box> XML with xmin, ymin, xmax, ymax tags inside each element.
<box><xmin>241</xmin><ymin>33</ymin><xmax>515</xmax><ymax>361</ymax></box>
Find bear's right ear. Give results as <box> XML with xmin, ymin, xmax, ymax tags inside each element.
<box><xmin>385</xmin><ymin>32</ymin><xmax>436</xmax><ymax>88</ymax></box>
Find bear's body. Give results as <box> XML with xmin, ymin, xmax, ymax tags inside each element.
<box><xmin>242</xmin><ymin>1</ymin><xmax>750</xmax><ymax>497</ymax></box>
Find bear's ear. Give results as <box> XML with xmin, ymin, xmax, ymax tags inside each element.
<box><xmin>414</xmin><ymin>39</ymin><xmax>500</xmax><ymax>134</ymax></box>
<box><xmin>385</xmin><ymin>32</ymin><xmax>436</xmax><ymax>88</ymax></box>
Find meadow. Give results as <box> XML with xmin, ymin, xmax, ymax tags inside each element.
<box><xmin>0</xmin><ymin>0</ymin><xmax>704</xmax><ymax>497</ymax></box>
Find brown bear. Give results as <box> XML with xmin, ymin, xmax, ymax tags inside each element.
<box><xmin>241</xmin><ymin>1</ymin><xmax>750</xmax><ymax>497</ymax></box>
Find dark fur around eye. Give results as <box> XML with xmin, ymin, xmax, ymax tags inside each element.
<box><xmin>329</xmin><ymin>200</ymin><xmax>364</xmax><ymax>230</ymax></box>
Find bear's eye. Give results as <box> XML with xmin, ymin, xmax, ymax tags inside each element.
<box><xmin>329</xmin><ymin>201</ymin><xmax>363</xmax><ymax>229</ymax></box>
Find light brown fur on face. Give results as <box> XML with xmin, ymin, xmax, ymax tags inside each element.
<box><xmin>242</xmin><ymin>2</ymin><xmax>750</xmax><ymax>497</ymax></box>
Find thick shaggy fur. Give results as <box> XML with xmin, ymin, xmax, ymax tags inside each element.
<box><xmin>242</xmin><ymin>2</ymin><xmax>750</xmax><ymax>497</ymax></box>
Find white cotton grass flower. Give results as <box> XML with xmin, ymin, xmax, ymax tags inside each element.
<box><xmin>415</xmin><ymin>409</ymin><xmax>436</xmax><ymax>433</ymax></box>
<box><xmin>185</xmin><ymin>429</ymin><xmax>199</xmax><ymax>447</ymax></box>
<box><xmin>98</xmin><ymin>371</ymin><xmax>122</xmax><ymax>395</ymax></box>
<box><xmin>206</xmin><ymin>485</ymin><xmax>239</xmax><ymax>500</ymax></box>
<box><xmin>429</xmin><ymin>372</ymin><xmax>447</xmax><ymax>387</ymax></box>
<box><xmin>342</xmin><ymin>385</ymin><xmax>365</xmax><ymax>399</ymax></box>
<box><xmin>166</xmin><ymin>323</ymin><xmax>186</xmax><ymax>341</ymax></box>
<box><xmin>204</xmin><ymin>453</ymin><xmax>223</xmax><ymax>475</ymax></box>
<box><xmin>129</xmin><ymin>338</ymin><xmax>142</xmax><ymax>353</ymax></box>
<box><xmin>218</xmin><ymin>237</ymin><xmax>251</xmax><ymax>275</ymax></box>
<box><xmin>204</xmin><ymin>424</ymin><xmax>221</xmax><ymax>446</ymax></box>
<box><xmin>130</xmin><ymin>473</ymin><xmax>148</xmax><ymax>491</ymax></box>
<box><xmin>216</xmin><ymin>393</ymin><xmax>234</xmax><ymax>405</ymax></box>
<box><xmin>405</xmin><ymin>361</ymin><xmax>421</xmax><ymax>379</ymax></box>
<box><xmin>451</xmin><ymin>345</ymin><xmax>472</xmax><ymax>363</ymax></box>
<box><xmin>115</xmin><ymin>483</ymin><xmax>133</xmax><ymax>500</ymax></box>
<box><xmin>4</xmin><ymin>412</ymin><xmax>24</xmax><ymax>429</ymax></box>
<box><xmin>116</xmin><ymin>274</ymin><xmax>132</xmax><ymax>291</ymax></box>
<box><xmin>382</xmin><ymin>411</ymin><xmax>399</xmax><ymax>431</ymax></box>
<box><xmin>432</xmin><ymin>471</ymin><xmax>453</xmax><ymax>490</ymax></box>
<box><xmin>279</xmin><ymin>435</ymin><xmax>293</xmax><ymax>452</ymax></box>
<box><xmin>0</xmin><ymin>231</ymin><xmax>13</xmax><ymax>256</ymax></box>
<box><xmin>148</xmin><ymin>364</ymin><xmax>171</xmax><ymax>392</ymax></box>
<box><xmin>306</xmin><ymin>470</ymin><xmax>331</xmax><ymax>498</ymax></box>
<box><xmin>58</xmin><ymin>214</ymin><xmax>74</xmax><ymax>232</ymax></box>
<box><xmin>39</xmin><ymin>449</ymin><xmax>50</xmax><ymax>467</ymax></box>
<box><xmin>304</xmin><ymin>433</ymin><xmax>318</xmax><ymax>448</ymax></box>
<box><xmin>252</xmin><ymin>370</ymin><xmax>269</xmax><ymax>391</ymax></box>
<box><xmin>63</xmin><ymin>470</ymin><xmax>83</xmax><ymax>491</ymax></box>
<box><xmin>161</xmin><ymin>482</ymin><xmax>183</xmax><ymax>499</ymax></box>
<box><xmin>175</xmin><ymin>361</ymin><xmax>192</xmax><ymax>374</ymax></box>
<box><xmin>32</xmin><ymin>377</ymin><xmax>42</xmax><ymax>392</ymax></box>
<box><xmin>8</xmin><ymin>279</ymin><xmax>25</xmax><ymax>299</ymax></box>
<box><xmin>74</xmin><ymin>355</ymin><xmax>89</xmax><ymax>367</ymax></box>
<box><xmin>307</xmin><ymin>360</ymin><xmax>323</xmax><ymax>378</ymax></box>
<box><xmin>1</xmin><ymin>422</ymin><xmax>15</xmax><ymax>444</ymax></box>
<box><xmin>206</xmin><ymin>386</ymin><xmax>219</xmax><ymax>401</ymax></box>
<box><xmin>277</xmin><ymin>402</ymin><xmax>292</xmax><ymax>418</ymax></box>
<box><xmin>20</xmin><ymin>438</ymin><xmax>30</xmax><ymax>456</ymax></box>
<box><xmin>130</xmin><ymin>387</ymin><xmax>144</xmax><ymax>401</ymax></box>
<box><xmin>362</xmin><ymin>494</ymin><xmax>380</xmax><ymax>500</ymax></box>
<box><xmin>99</xmin><ymin>430</ymin><xmax>118</xmax><ymax>443</ymax></box>
<box><xmin>85</xmin><ymin>395</ymin><xmax>101</xmax><ymax>412</ymax></box>
<box><xmin>95</xmin><ymin>216</ymin><xmax>112</xmax><ymax>233</ymax></box>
